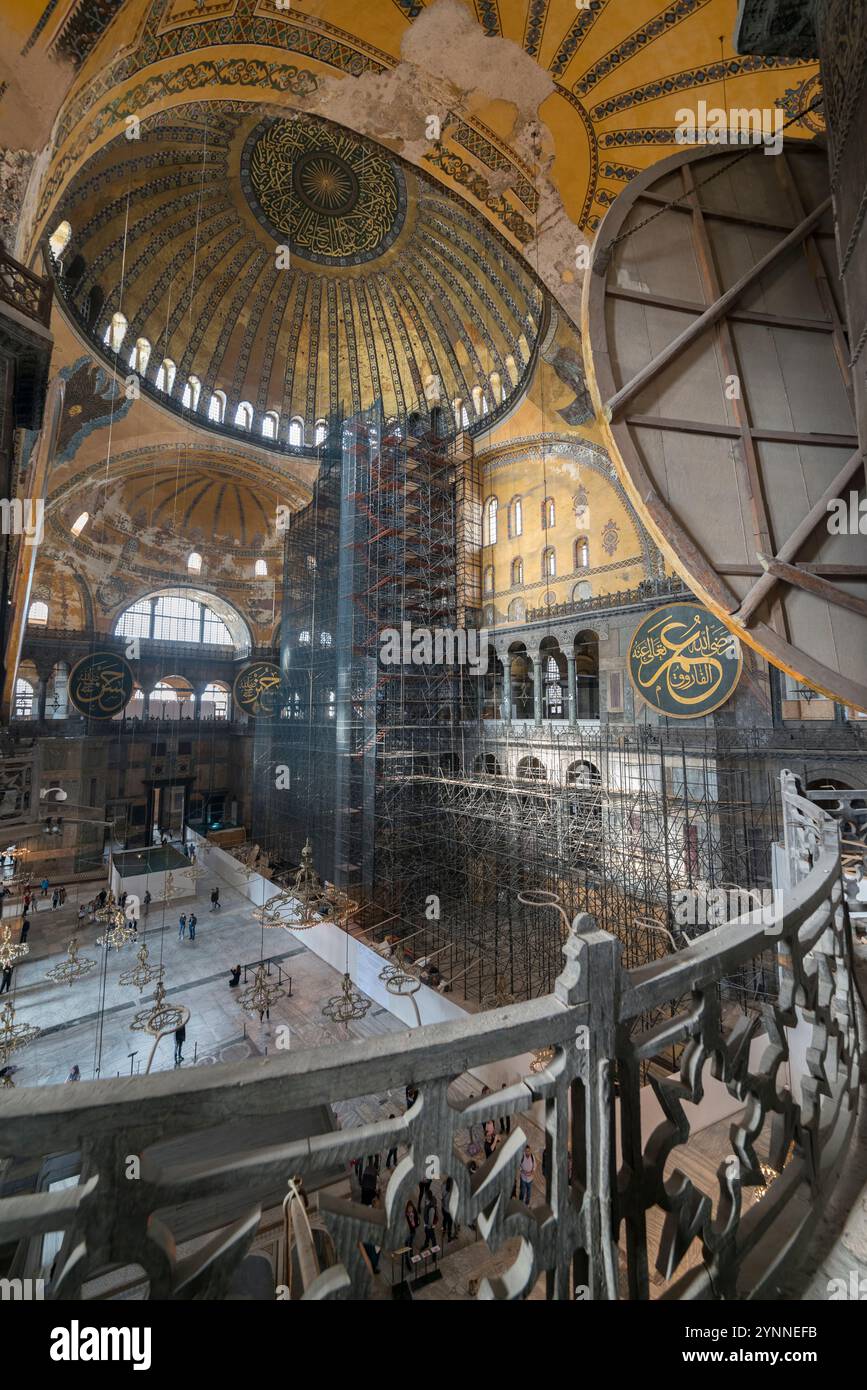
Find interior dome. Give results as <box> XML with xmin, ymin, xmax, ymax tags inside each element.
<box><xmin>48</xmin><ymin>105</ymin><xmax>545</xmax><ymax>444</ymax></box>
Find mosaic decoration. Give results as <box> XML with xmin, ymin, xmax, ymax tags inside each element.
<box><xmin>522</xmin><ymin>0</ymin><xmax>550</xmax><ymax>58</ymax></box>
<box><xmin>628</xmin><ymin>603</ymin><xmax>741</xmax><ymax>718</ymax></box>
<box><xmin>68</xmin><ymin>651</ymin><xmax>134</xmax><ymax>718</ymax></box>
<box><xmin>474</xmin><ymin>0</ymin><xmax>501</xmax><ymax>37</ymax></box>
<box><xmin>601</xmin><ymin>518</ymin><xmax>620</xmax><ymax>555</ymax></box>
<box><xmin>776</xmin><ymin>72</ymin><xmax>826</xmax><ymax>134</ymax></box>
<box><xmin>233</xmin><ymin>661</ymin><xmax>284</xmax><ymax>718</ymax></box>
<box><xmin>590</xmin><ymin>54</ymin><xmax>808</xmax><ymax>120</ymax></box>
<box><xmin>573</xmin><ymin>0</ymin><xmax>713</xmax><ymax>96</ymax></box>
<box><xmin>242</xmin><ymin>116</ymin><xmax>406</xmax><ymax>267</ymax></box>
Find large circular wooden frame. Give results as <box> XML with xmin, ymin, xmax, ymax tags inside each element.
<box><xmin>582</xmin><ymin>138</ymin><xmax>867</xmax><ymax>713</ymax></box>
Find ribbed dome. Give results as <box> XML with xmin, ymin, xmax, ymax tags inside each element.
<box><xmin>49</xmin><ymin>105</ymin><xmax>545</xmax><ymax>444</ymax></box>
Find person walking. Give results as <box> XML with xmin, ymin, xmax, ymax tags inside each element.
<box><xmin>77</xmin><ymin>902</ymin><xmax>86</xmax><ymax>926</ymax></box>
<box><xmin>66</xmin><ymin>1064</ymin><xmax>81</xmax><ymax>1083</ymax></box>
<box><xmin>23</xmin><ymin>890</ymin><xmax>32</xmax><ymax>915</ymax></box>
<box><xmin>385</xmin><ymin>1118</ymin><xmax>399</xmax><ymax>1168</ymax></box>
<box><xmin>19</xmin><ymin>917</ymin><xmax>30</xmax><ymax>944</ymax></box>
<box><xmin>143</xmin><ymin>890</ymin><xmax>151</xmax><ymax>920</ymax></box>
<box><xmin>442</xmin><ymin>1176</ymin><xmax>456</xmax><ymax>1242</ymax></box>
<box><xmin>499</xmin><ymin>1083</ymin><xmax>511</xmax><ymax>1135</ymax></box>
<box><xmin>421</xmin><ymin>1190</ymin><xmax>438</xmax><ymax>1251</ymax></box>
<box><xmin>59</xmin><ymin>886</ymin><xmax>67</xmax><ymax>906</ymax></box>
<box><xmin>405</xmin><ymin>1199</ymin><xmax>420</xmax><ymax>1250</ymax></box>
<box><xmin>40</xmin><ymin>877</ymin><xmax>49</xmax><ymax>898</ymax></box>
<box><xmin>360</xmin><ymin>1160</ymin><xmax>378</xmax><ymax>1207</ymax></box>
<box><xmin>173</xmin><ymin>1023</ymin><xmax>186</xmax><ymax>1065</ymax></box>
<box><xmin>178</xmin><ymin>912</ymin><xmax>187</xmax><ymax>941</ymax></box>
<box><xmin>0</xmin><ymin>965</ymin><xmax>12</xmax><ymax>994</ymax></box>
<box><xmin>519</xmin><ymin>1144</ymin><xmax>536</xmax><ymax>1205</ymax></box>
<box><xmin>51</xmin><ymin>889</ymin><xmax>59</xmax><ymax>911</ymax></box>
<box><xmin>188</xmin><ymin>912</ymin><xmax>197</xmax><ymax>941</ymax></box>
<box><xmin>210</xmin><ymin>886</ymin><xmax>220</xmax><ymax>912</ymax></box>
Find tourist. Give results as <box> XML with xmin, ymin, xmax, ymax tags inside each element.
<box><xmin>210</xmin><ymin>886</ymin><xmax>221</xmax><ymax>912</ymax></box>
<box><xmin>59</xmin><ymin>886</ymin><xmax>67</xmax><ymax>906</ymax></box>
<box><xmin>229</xmin><ymin>964</ymin><xmax>241</xmax><ymax>988</ymax></box>
<box><xmin>385</xmin><ymin>1118</ymin><xmax>398</xmax><ymax>1168</ymax></box>
<box><xmin>19</xmin><ymin>917</ymin><xmax>30</xmax><ymax>944</ymax></box>
<box><xmin>483</xmin><ymin>1119</ymin><xmax>498</xmax><ymax>1159</ymax></box>
<box><xmin>519</xmin><ymin>1144</ymin><xmax>536</xmax><ymax>1204</ymax></box>
<box><xmin>51</xmin><ymin>888</ymin><xmax>59</xmax><ymax>910</ymax></box>
<box><xmin>442</xmin><ymin>1176</ymin><xmax>456</xmax><ymax>1242</ymax></box>
<box><xmin>421</xmin><ymin>1189</ymin><xmax>438</xmax><ymax>1250</ymax></box>
<box><xmin>178</xmin><ymin>912</ymin><xmax>187</xmax><ymax>940</ymax></box>
<box><xmin>174</xmin><ymin>1023</ymin><xmax>186</xmax><ymax>1065</ymax></box>
<box><xmin>143</xmin><ymin>890</ymin><xmax>151</xmax><ymax>919</ymax></box>
<box><xmin>0</xmin><ymin>965</ymin><xmax>12</xmax><ymax>994</ymax></box>
<box><xmin>360</xmin><ymin>1160</ymin><xmax>378</xmax><ymax>1206</ymax></box>
<box><xmin>499</xmin><ymin>1083</ymin><xmax>511</xmax><ymax>1134</ymax></box>
<box><xmin>405</xmin><ymin>1082</ymin><xmax>418</xmax><ymax>1109</ymax></box>
<box><xmin>188</xmin><ymin>911</ymin><xmax>197</xmax><ymax>941</ymax></box>
<box><xmin>362</xmin><ymin>1196</ymin><xmax>382</xmax><ymax>1275</ymax></box>
<box><xmin>405</xmin><ymin>1198</ymin><xmax>420</xmax><ymax>1250</ymax></box>
<box><xmin>40</xmin><ymin>876</ymin><xmax>49</xmax><ymax>897</ymax></box>
<box><xmin>66</xmin><ymin>1064</ymin><xmax>81</xmax><ymax>1083</ymax></box>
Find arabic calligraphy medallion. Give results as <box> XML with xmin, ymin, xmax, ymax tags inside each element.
<box><xmin>233</xmin><ymin>661</ymin><xmax>284</xmax><ymax>718</ymax></box>
<box><xmin>627</xmin><ymin>603</ymin><xmax>741</xmax><ymax>718</ymax></box>
<box><xmin>68</xmin><ymin>652</ymin><xmax>134</xmax><ymax>718</ymax></box>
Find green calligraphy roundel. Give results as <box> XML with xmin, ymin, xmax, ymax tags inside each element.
<box><xmin>68</xmin><ymin>652</ymin><xmax>135</xmax><ymax>718</ymax></box>
<box><xmin>628</xmin><ymin>603</ymin><xmax>741</xmax><ymax>718</ymax></box>
<box><xmin>233</xmin><ymin>662</ymin><xmax>284</xmax><ymax>718</ymax></box>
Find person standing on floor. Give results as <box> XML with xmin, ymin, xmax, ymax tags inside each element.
<box><xmin>210</xmin><ymin>886</ymin><xmax>220</xmax><ymax>912</ymax></box>
<box><xmin>188</xmin><ymin>911</ymin><xmax>197</xmax><ymax>941</ymax></box>
<box><xmin>519</xmin><ymin>1144</ymin><xmax>536</xmax><ymax>1205</ymax></box>
<box><xmin>40</xmin><ymin>877</ymin><xmax>49</xmax><ymax>898</ymax></box>
<box><xmin>66</xmin><ymin>1064</ymin><xmax>80</xmax><ymax>1083</ymax></box>
<box><xmin>0</xmin><ymin>965</ymin><xmax>12</xmax><ymax>994</ymax></box>
<box><xmin>442</xmin><ymin>1176</ymin><xmax>456</xmax><ymax>1242</ymax></box>
<box><xmin>51</xmin><ymin>889</ymin><xmax>59</xmax><ymax>910</ymax></box>
<box><xmin>19</xmin><ymin>917</ymin><xmax>29</xmax><ymax>944</ymax></box>
<box><xmin>143</xmin><ymin>890</ymin><xmax>151</xmax><ymax>919</ymax></box>
<box><xmin>77</xmin><ymin>902</ymin><xmax>86</xmax><ymax>926</ymax></box>
<box><xmin>360</xmin><ymin>1160</ymin><xmax>378</xmax><ymax>1207</ymax></box>
<box><xmin>59</xmin><ymin>886</ymin><xmax>67</xmax><ymax>906</ymax></box>
<box><xmin>173</xmin><ymin>1023</ymin><xmax>186</xmax><ymax>1065</ymax></box>
<box><xmin>178</xmin><ymin>912</ymin><xmax>187</xmax><ymax>941</ymax></box>
<box><xmin>385</xmin><ymin>1118</ymin><xmax>399</xmax><ymax>1168</ymax></box>
<box><xmin>499</xmin><ymin>1083</ymin><xmax>511</xmax><ymax>1134</ymax></box>
<box><xmin>405</xmin><ymin>1199</ymin><xmax>420</xmax><ymax>1250</ymax></box>
<box><xmin>421</xmin><ymin>1189</ymin><xmax>439</xmax><ymax>1250</ymax></box>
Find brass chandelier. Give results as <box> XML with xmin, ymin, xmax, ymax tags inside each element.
<box><xmin>130</xmin><ymin>979</ymin><xmax>187</xmax><ymax>1036</ymax></box>
<box><xmin>271</xmin><ymin>839</ymin><xmax>358</xmax><ymax>930</ymax></box>
<box><xmin>119</xmin><ymin>942</ymin><xmax>165</xmax><ymax>994</ymax></box>
<box><xmin>0</xmin><ymin>923</ymin><xmax>28</xmax><ymax>970</ymax></box>
<box><xmin>237</xmin><ymin>962</ymin><xmax>285</xmax><ymax>1021</ymax></box>
<box><xmin>96</xmin><ymin>914</ymin><xmax>137</xmax><ymax>951</ymax></box>
<box><xmin>321</xmin><ymin>971</ymin><xmax>371</xmax><ymax>1024</ymax></box>
<box><xmin>0</xmin><ymin>1000</ymin><xmax>41</xmax><ymax>1065</ymax></box>
<box><xmin>45</xmin><ymin>936</ymin><xmax>96</xmax><ymax>987</ymax></box>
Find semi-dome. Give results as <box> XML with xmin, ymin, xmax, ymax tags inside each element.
<box><xmin>48</xmin><ymin>105</ymin><xmax>545</xmax><ymax>445</ymax></box>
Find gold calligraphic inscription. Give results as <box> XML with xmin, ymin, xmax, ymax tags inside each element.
<box><xmin>68</xmin><ymin>652</ymin><xmax>134</xmax><ymax>718</ymax></box>
<box><xmin>233</xmin><ymin>662</ymin><xmax>283</xmax><ymax>718</ymax></box>
<box><xmin>243</xmin><ymin>116</ymin><xmax>405</xmax><ymax>266</ymax></box>
<box><xmin>627</xmin><ymin>603</ymin><xmax>741</xmax><ymax>718</ymax></box>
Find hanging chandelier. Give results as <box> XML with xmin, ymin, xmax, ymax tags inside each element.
<box><xmin>94</xmin><ymin>891</ymin><xmax>122</xmax><ymax>922</ymax></box>
<box><xmin>271</xmin><ymin>839</ymin><xmax>358</xmax><ymax>930</ymax></box>
<box><xmin>118</xmin><ymin>942</ymin><xmax>165</xmax><ymax>994</ymax></box>
<box><xmin>321</xmin><ymin>972</ymin><xmax>371</xmax><ymax>1024</ymax></box>
<box><xmin>0</xmin><ymin>1000</ymin><xmax>41</xmax><ymax>1065</ymax></box>
<box><xmin>237</xmin><ymin>962</ymin><xmax>285</xmax><ymax>1021</ymax></box>
<box><xmin>129</xmin><ymin>979</ymin><xmax>187</xmax><ymax>1035</ymax></box>
<box><xmin>0</xmin><ymin>924</ymin><xmax>28</xmax><ymax>970</ymax></box>
<box><xmin>96</xmin><ymin>914</ymin><xmax>136</xmax><ymax>950</ymax></box>
<box><xmin>383</xmin><ymin>968</ymin><xmax>421</xmax><ymax>998</ymax></box>
<box><xmin>249</xmin><ymin>897</ymin><xmax>289</xmax><ymax>930</ymax></box>
<box><xmin>45</xmin><ymin>936</ymin><xmax>96</xmax><ymax>987</ymax></box>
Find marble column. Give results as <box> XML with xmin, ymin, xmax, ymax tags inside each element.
<box><xmin>566</xmin><ymin>653</ymin><xmax>577</xmax><ymax>726</ymax></box>
<box><xmin>501</xmin><ymin>655</ymin><xmax>513</xmax><ymax>724</ymax></box>
<box><xmin>36</xmin><ymin>677</ymin><xmax>47</xmax><ymax>722</ymax></box>
<box><xmin>532</xmin><ymin>656</ymin><xmax>543</xmax><ymax>727</ymax></box>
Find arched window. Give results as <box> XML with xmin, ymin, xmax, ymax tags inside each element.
<box><xmin>544</xmin><ymin>655</ymin><xmax>563</xmax><ymax>717</ymax></box>
<box><xmin>314</xmin><ymin>419</ymin><xmax>326</xmax><ymax>445</ymax></box>
<box><xmin>182</xmin><ymin>376</ymin><xmax>201</xmax><ymax>411</ymax></box>
<box><xmin>510</xmin><ymin>497</ymin><xmax>523</xmax><ymax>538</ymax></box>
<box><xmin>511</xmin><ymin>557</ymin><xmax>523</xmax><ymax>586</ymax></box>
<box><xmin>472</xmin><ymin>385</ymin><xmax>485</xmax><ymax>418</ymax></box>
<box><xmin>155</xmin><ymin>358</ymin><xmax>176</xmax><ymax>393</ymax></box>
<box><xmin>115</xmin><ymin>593</ymin><xmax>238</xmax><ymax>647</ymax></box>
<box><xmin>103</xmin><ymin>311</ymin><xmax>127</xmax><ymax>353</ymax></box>
<box><xmin>187</xmin><ymin>551</ymin><xmax>202</xmax><ymax>574</ymax></box>
<box><xmin>575</xmin><ymin>536</ymin><xmax>589</xmax><ymax>569</ymax></box>
<box><xmin>262</xmin><ymin>411</ymin><xmax>279</xmax><ymax>440</ymax></box>
<box><xmin>542</xmin><ymin>546</ymin><xmax>556</xmax><ymax>578</ymax></box>
<box><xmin>572</xmin><ymin>580</ymin><xmax>592</xmax><ymax>602</ymax></box>
<box><xmin>128</xmin><ymin>337</ymin><xmax>151</xmax><ymax>374</ymax></box>
<box><xmin>13</xmin><ymin>678</ymin><xmax>34</xmax><ymax>719</ymax></box>
<box><xmin>490</xmin><ymin>371</ymin><xmax>504</xmax><ymax>405</ymax></box>
<box><xmin>28</xmin><ymin>600</ymin><xmax>49</xmax><ymax>626</ymax></box>
<box><xmin>542</xmin><ymin>497</ymin><xmax>555</xmax><ymax>529</ymax></box>
<box><xmin>235</xmin><ymin>401</ymin><xmax>253</xmax><ymax>430</ymax></box>
<box><xmin>208</xmin><ymin>390</ymin><xmax>226</xmax><ymax>423</ymax></box>
<box><xmin>298</xmin><ymin>629</ymin><xmax>311</xmax><ymax>645</ymax></box>
<box><xmin>49</xmin><ymin>220</ymin><xmax>72</xmax><ymax>260</ymax></box>
<box><xmin>483</xmin><ymin>565</ymin><xmax>495</xmax><ymax>595</ymax></box>
<box><xmin>454</xmin><ymin>399</ymin><xmax>470</xmax><ymax>429</ymax></box>
<box><xmin>505</xmin><ymin>354</ymin><xmax>518</xmax><ymax>386</ymax></box>
<box><xmin>200</xmin><ymin>682</ymin><xmax>229</xmax><ymax>720</ymax></box>
<box><xmin>320</xmin><ymin>631</ymin><xmax>333</xmax><ymax>647</ymax></box>
<box><xmin>149</xmin><ymin>679</ymin><xmax>194</xmax><ymax>720</ymax></box>
<box><xmin>254</xmin><ymin>559</ymin><xmax>268</xmax><ymax>578</ymax></box>
<box><xmin>483</xmin><ymin>496</ymin><xmax>498</xmax><ymax>547</ymax></box>
<box><xmin>288</xmin><ymin>417</ymin><xmax>304</xmax><ymax>447</ymax></box>
<box><xmin>517</xmin><ymin>756</ymin><xmax>546</xmax><ymax>782</ymax></box>
<box><xmin>70</xmin><ymin>511</ymin><xmax>89</xmax><ymax>537</ymax></box>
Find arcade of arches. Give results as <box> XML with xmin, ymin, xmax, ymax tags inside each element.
<box><xmin>0</xmin><ymin>0</ymin><xmax>865</xmax><ymax>1310</ymax></box>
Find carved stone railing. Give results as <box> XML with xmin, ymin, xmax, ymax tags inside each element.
<box><xmin>0</xmin><ymin>772</ymin><xmax>858</xmax><ymax>1299</ymax></box>
<box><xmin>0</xmin><ymin>250</ymin><xmax>52</xmax><ymax>328</ymax></box>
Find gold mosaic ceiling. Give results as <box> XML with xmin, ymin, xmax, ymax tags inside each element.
<box><xmin>49</xmin><ymin>105</ymin><xmax>545</xmax><ymax>437</ymax></box>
